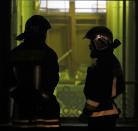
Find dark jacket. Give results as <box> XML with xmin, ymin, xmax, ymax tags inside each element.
<box><xmin>9</xmin><ymin>41</ymin><xmax>60</xmax><ymax>119</ymax></box>
<box><xmin>84</xmin><ymin>54</ymin><xmax>125</xmax><ymax>110</ymax></box>
<box><xmin>10</xmin><ymin>41</ymin><xmax>59</xmax><ymax>97</ymax></box>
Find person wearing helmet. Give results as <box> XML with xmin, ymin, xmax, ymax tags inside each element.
<box><xmin>9</xmin><ymin>15</ymin><xmax>60</xmax><ymax>127</ymax></box>
<box><xmin>79</xmin><ymin>26</ymin><xmax>125</xmax><ymax>128</ymax></box>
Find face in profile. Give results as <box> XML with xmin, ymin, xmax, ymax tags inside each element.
<box><xmin>89</xmin><ymin>34</ymin><xmax>112</xmax><ymax>58</ymax></box>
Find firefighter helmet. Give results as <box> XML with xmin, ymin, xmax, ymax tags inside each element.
<box><xmin>84</xmin><ymin>26</ymin><xmax>121</xmax><ymax>51</ymax></box>
<box><xmin>16</xmin><ymin>15</ymin><xmax>51</xmax><ymax>40</ymax></box>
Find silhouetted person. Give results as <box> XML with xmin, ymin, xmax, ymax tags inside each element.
<box><xmin>9</xmin><ymin>15</ymin><xmax>60</xmax><ymax>127</ymax></box>
<box><xmin>79</xmin><ymin>26</ymin><xmax>125</xmax><ymax>128</ymax></box>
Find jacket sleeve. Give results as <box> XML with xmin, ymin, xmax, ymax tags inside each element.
<box><xmin>113</xmin><ymin>58</ymin><xmax>125</xmax><ymax>98</ymax></box>
<box><xmin>7</xmin><ymin>52</ymin><xmax>17</xmax><ymax>89</ymax></box>
<box><xmin>83</xmin><ymin>66</ymin><xmax>97</xmax><ymax>100</ymax></box>
<box><xmin>44</xmin><ymin>53</ymin><xmax>59</xmax><ymax>95</ymax></box>
<box><xmin>116</xmin><ymin>69</ymin><xmax>125</xmax><ymax>97</ymax></box>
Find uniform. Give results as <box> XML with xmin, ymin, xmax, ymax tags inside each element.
<box><xmin>9</xmin><ymin>15</ymin><xmax>60</xmax><ymax>127</ymax></box>
<box><xmin>80</xmin><ymin>26</ymin><xmax>125</xmax><ymax>128</ymax></box>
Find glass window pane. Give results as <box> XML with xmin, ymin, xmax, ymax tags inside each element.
<box><xmin>75</xmin><ymin>0</ymin><xmax>106</xmax><ymax>13</ymax></box>
<box><xmin>39</xmin><ymin>0</ymin><xmax>106</xmax><ymax>13</ymax></box>
<box><xmin>75</xmin><ymin>1</ymin><xmax>97</xmax><ymax>9</ymax></box>
<box><xmin>98</xmin><ymin>9</ymin><xmax>106</xmax><ymax>13</ymax></box>
<box><xmin>40</xmin><ymin>0</ymin><xmax>69</xmax><ymax>12</ymax></box>
<box><xmin>98</xmin><ymin>1</ymin><xmax>106</xmax><ymax>8</ymax></box>
<box><xmin>48</xmin><ymin>1</ymin><xmax>69</xmax><ymax>9</ymax></box>
<box><xmin>40</xmin><ymin>1</ymin><xmax>46</xmax><ymax>8</ymax></box>
<box><xmin>76</xmin><ymin>9</ymin><xmax>97</xmax><ymax>13</ymax></box>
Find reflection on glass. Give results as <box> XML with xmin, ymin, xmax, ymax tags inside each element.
<box><xmin>17</xmin><ymin>0</ymin><xmax>136</xmax><ymax>118</ymax></box>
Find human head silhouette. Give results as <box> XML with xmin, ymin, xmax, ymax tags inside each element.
<box><xmin>16</xmin><ymin>15</ymin><xmax>51</xmax><ymax>41</ymax></box>
<box><xmin>84</xmin><ymin>26</ymin><xmax>121</xmax><ymax>58</ymax></box>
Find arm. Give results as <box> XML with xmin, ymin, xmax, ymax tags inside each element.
<box><xmin>43</xmin><ymin>53</ymin><xmax>59</xmax><ymax>95</ymax></box>
<box><xmin>112</xmin><ymin>57</ymin><xmax>125</xmax><ymax>98</ymax></box>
